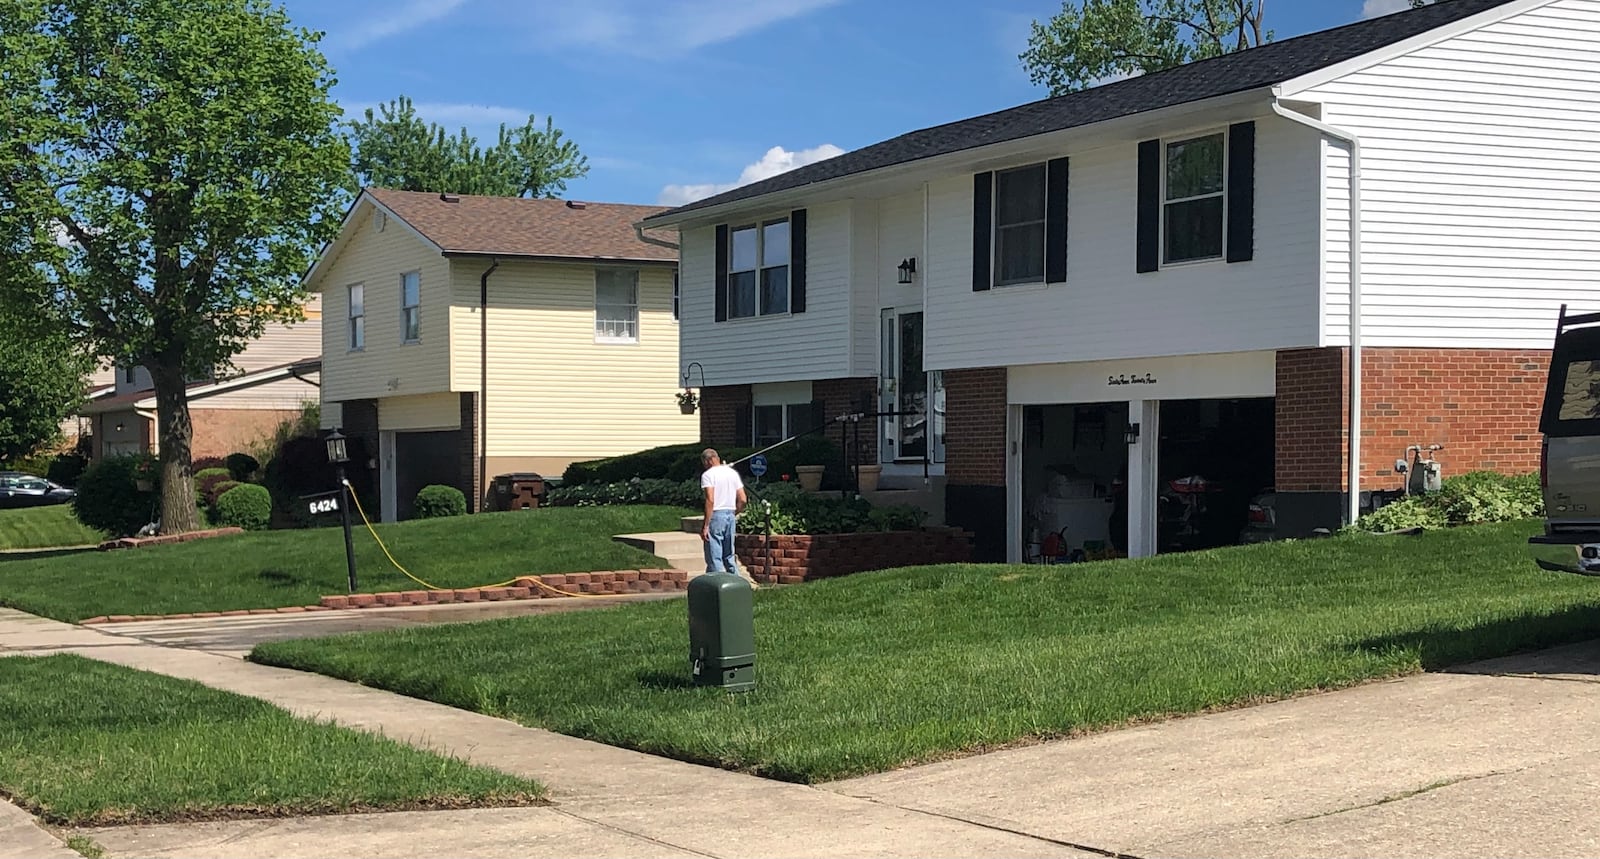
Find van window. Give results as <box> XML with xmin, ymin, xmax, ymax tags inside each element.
<box><xmin>1557</xmin><ymin>359</ymin><xmax>1600</xmax><ymax>421</ymax></box>
<box><xmin>1541</xmin><ymin>327</ymin><xmax>1600</xmax><ymax>436</ymax></box>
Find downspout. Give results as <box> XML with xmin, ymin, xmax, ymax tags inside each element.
<box><xmin>1270</xmin><ymin>99</ymin><xmax>1363</xmax><ymax>527</ymax></box>
<box><xmin>479</xmin><ymin>258</ymin><xmax>499</xmax><ymax>513</ymax></box>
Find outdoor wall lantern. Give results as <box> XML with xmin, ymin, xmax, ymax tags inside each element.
<box><xmin>1124</xmin><ymin>423</ymin><xmax>1141</xmax><ymax>446</ymax></box>
<box><xmin>324</xmin><ymin>428</ymin><xmax>349</xmax><ymax>464</ymax></box>
<box><xmin>897</xmin><ymin>257</ymin><xmax>918</xmax><ymax>284</ymax></box>
<box><xmin>114</xmin><ymin>422</ymin><xmax>124</xmax><ymax>433</ymax></box>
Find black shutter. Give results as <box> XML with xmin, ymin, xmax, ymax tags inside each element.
<box><xmin>972</xmin><ymin>172</ymin><xmax>993</xmax><ymax>291</ymax></box>
<box><xmin>1226</xmin><ymin>121</ymin><xmax>1256</xmax><ymax>264</ymax></box>
<box><xmin>714</xmin><ymin>224</ymin><xmax>729</xmax><ymax>323</ymax></box>
<box><xmin>1136</xmin><ymin>139</ymin><xmax>1161</xmax><ymax>273</ymax></box>
<box><xmin>1046</xmin><ymin>157</ymin><xmax>1069</xmax><ymax>284</ymax></box>
<box><xmin>807</xmin><ymin>399</ymin><xmax>826</xmax><ymax>435</ymax></box>
<box><xmin>735</xmin><ymin>401</ymin><xmax>753</xmax><ymax>446</ymax></box>
<box><xmin>790</xmin><ymin>209</ymin><xmax>807</xmax><ymax>313</ymax></box>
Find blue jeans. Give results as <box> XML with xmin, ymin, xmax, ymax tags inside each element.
<box><xmin>704</xmin><ymin>509</ymin><xmax>739</xmax><ymax>575</ymax></box>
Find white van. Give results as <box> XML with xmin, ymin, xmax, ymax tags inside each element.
<box><xmin>1529</xmin><ymin>305</ymin><xmax>1600</xmax><ymax>575</ymax></box>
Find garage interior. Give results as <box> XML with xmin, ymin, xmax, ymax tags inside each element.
<box><xmin>1021</xmin><ymin>397</ymin><xmax>1275</xmax><ymax>560</ymax></box>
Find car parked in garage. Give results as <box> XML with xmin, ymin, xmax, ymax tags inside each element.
<box><xmin>0</xmin><ymin>472</ymin><xmax>77</xmax><ymax>509</ymax></box>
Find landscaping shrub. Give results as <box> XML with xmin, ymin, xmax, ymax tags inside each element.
<box><xmin>214</xmin><ymin>484</ymin><xmax>272</xmax><ymax>531</ymax></box>
<box><xmin>561</xmin><ymin>443</ymin><xmax>704</xmax><ymax>486</ymax></box>
<box><xmin>737</xmin><ymin>482</ymin><xmax>929</xmax><ymax>535</ymax></box>
<box><xmin>224</xmin><ymin>452</ymin><xmax>260</xmax><ymax>482</ymax></box>
<box><xmin>547</xmin><ymin>478</ymin><xmax>702</xmax><ymax>510</ymax></box>
<box><xmin>263</xmin><ymin>433</ymin><xmax>374</xmax><ymax>529</ymax></box>
<box><xmin>194</xmin><ymin>468</ymin><xmax>233</xmax><ymax>507</ymax></box>
<box><xmin>1</xmin><ymin>453</ymin><xmax>52</xmax><ymax>478</ymax></box>
<box><xmin>1352</xmin><ymin>470</ymin><xmax>1541</xmax><ymax>533</ymax></box>
<box><xmin>191</xmin><ymin>456</ymin><xmax>227</xmax><ymax>472</ymax></box>
<box><xmin>71</xmin><ymin>455</ymin><xmax>158</xmax><ymax>537</ymax></box>
<box><xmin>45</xmin><ymin>452</ymin><xmax>89</xmax><ymax>487</ymax></box>
<box><xmin>414</xmin><ymin>485</ymin><xmax>467</xmax><ymax>519</ymax></box>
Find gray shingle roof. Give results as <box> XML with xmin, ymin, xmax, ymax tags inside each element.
<box><xmin>644</xmin><ymin>0</ymin><xmax>1517</xmax><ymax>223</ymax></box>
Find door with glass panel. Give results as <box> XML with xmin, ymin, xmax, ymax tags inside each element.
<box><xmin>880</xmin><ymin>309</ymin><xmax>944</xmax><ymax>463</ymax></box>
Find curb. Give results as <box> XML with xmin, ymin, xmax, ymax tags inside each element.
<box><xmin>96</xmin><ymin>527</ymin><xmax>244</xmax><ymax>551</ymax></box>
<box><xmin>77</xmin><ymin>569</ymin><xmax>693</xmax><ymax>625</ymax></box>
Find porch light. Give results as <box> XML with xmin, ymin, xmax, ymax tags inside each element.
<box><xmin>897</xmin><ymin>257</ymin><xmax>917</xmax><ymax>284</ymax></box>
<box><xmin>1124</xmin><ymin>423</ymin><xmax>1141</xmax><ymax>446</ymax></box>
<box><xmin>325</xmin><ymin>428</ymin><xmax>349</xmax><ymax>464</ymax></box>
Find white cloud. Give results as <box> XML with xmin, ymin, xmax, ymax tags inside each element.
<box><xmin>334</xmin><ymin>0</ymin><xmax>470</xmax><ymax>51</ymax></box>
<box><xmin>1362</xmin><ymin>0</ymin><xmax>1417</xmax><ymax>18</ymax></box>
<box><xmin>658</xmin><ymin>144</ymin><xmax>845</xmax><ymax>206</ymax></box>
<box><xmin>517</xmin><ymin>0</ymin><xmax>845</xmax><ymax>58</ymax></box>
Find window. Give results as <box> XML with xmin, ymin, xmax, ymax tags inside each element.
<box><xmin>400</xmin><ymin>271</ymin><xmax>420</xmax><ymax>342</ymax></box>
<box><xmin>728</xmin><ymin>218</ymin><xmax>790</xmax><ymax>318</ymax></box>
<box><xmin>752</xmin><ymin>402</ymin><xmax>820</xmax><ymax>448</ymax></box>
<box><xmin>994</xmin><ymin>164</ymin><xmax>1047</xmax><ymax>286</ymax></box>
<box><xmin>347</xmin><ymin>284</ymin><xmax>365</xmax><ymax>350</ymax></box>
<box><xmin>595</xmin><ymin>269</ymin><xmax>639</xmax><ymax>342</ymax></box>
<box><xmin>1163</xmin><ymin>133</ymin><xmax>1226</xmax><ymax>263</ymax></box>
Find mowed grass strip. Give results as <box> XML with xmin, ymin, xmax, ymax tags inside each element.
<box><xmin>0</xmin><ymin>506</ymin><xmax>103</xmax><ymax>551</ymax></box>
<box><xmin>0</xmin><ymin>506</ymin><xmax>683</xmax><ymax>621</ymax></box>
<box><xmin>0</xmin><ymin>655</ymin><xmax>543</xmax><ymax>826</ymax></box>
<box><xmin>252</xmin><ymin>520</ymin><xmax>1600</xmax><ymax>784</ymax></box>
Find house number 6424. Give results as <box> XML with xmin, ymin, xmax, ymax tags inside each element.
<box><xmin>308</xmin><ymin>498</ymin><xmax>340</xmax><ymax>515</ymax></box>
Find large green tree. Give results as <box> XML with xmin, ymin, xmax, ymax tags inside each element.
<box><xmin>0</xmin><ymin>0</ymin><xmax>350</xmax><ymax>531</ymax></box>
<box><xmin>1021</xmin><ymin>0</ymin><xmax>1432</xmax><ymax>96</ymax></box>
<box><xmin>0</xmin><ymin>287</ymin><xmax>89</xmax><ymax>464</ymax></box>
<box><xmin>347</xmin><ymin>95</ymin><xmax>589</xmax><ymax>197</ymax></box>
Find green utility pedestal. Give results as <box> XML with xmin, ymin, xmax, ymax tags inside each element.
<box><xmin>687</xmin><ymin>573</ymin><xmax>755</xmax><ymax>692</ymax></box>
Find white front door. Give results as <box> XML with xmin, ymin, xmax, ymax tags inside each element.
<box><xmin>880</xmin><ymin>308</ymin><xmax>944</xmax><ymax>464</ymax></box>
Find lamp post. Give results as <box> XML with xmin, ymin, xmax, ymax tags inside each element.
<box><xmin>325</xmin><ymin>428</ymin><xmax>358</xmax><ymax>594</ymax></box>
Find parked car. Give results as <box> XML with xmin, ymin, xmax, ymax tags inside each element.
<box><xmin>1529</xmin><ymin>304</ymin><xmax>1600</xmax><ymax>575</ymax></box>
<box><xmin>1238</xmin><ymin>489</ymin><xmax>1277</xmax><ymax>544</ymax></box>
<box><xmin>0</xmin><ymin>472</ymin><xmax>77</xmax><ymax>509</ymax></box>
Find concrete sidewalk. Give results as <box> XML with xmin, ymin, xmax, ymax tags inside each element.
<box><xmin>4</xmin><ymin>605</ymin><xmax>1599</xmax><ymax>858</ymax></box>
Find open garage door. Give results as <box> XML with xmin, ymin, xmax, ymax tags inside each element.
<box><xmin>394</xmin><ymin>430</ymin><xmax>463</xmax><ymax>521</ymax></box>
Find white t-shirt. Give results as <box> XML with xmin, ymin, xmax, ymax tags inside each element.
<box><xmin>700</xmin><ymin>464</ymin><xmax>744</xmax><ymax>511</ymax></box>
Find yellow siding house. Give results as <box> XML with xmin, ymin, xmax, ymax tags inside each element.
<box><xmin>304</xmin><ymin>188</ymin><xmax>692</xmax><ymax>521</ymax></box>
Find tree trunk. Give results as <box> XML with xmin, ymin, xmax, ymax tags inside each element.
<box><xmin>150</xmin><ymin>362</ymin><xmax>202</xmax><ymax>533</ymax></box>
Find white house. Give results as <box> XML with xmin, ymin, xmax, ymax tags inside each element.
<box><xmin>641</xmin><ymin>0</ymin><xmax>1600</xmax><ymax>561</ymax></box>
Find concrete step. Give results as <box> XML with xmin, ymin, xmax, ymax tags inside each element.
<box><xmin>613</xmin><ymin>531</ymin><xmax>761</xmax><ymax>586</ymax></box>
<box><xmin>680</xmin><ymin>515</ymin><xmax>703</xmax><ymax>534</ymax></box>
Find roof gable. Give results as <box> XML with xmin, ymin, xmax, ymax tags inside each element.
<box><xmin>366</xmin><ymin>189</ymin><xmax>678</xmax><ymax>263</ymax></box>
<box><xmin>644</xmin><ymin>0</ymin><xmax>1523</xmax><ymax>223</ymax></box>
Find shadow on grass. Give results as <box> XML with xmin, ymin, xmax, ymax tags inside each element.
<box><xmin>256</xmin><ymin>568</ymin><xmax>309</xmax><ymax>588</ymax></box>
<box><xmin>634</xmin><ymin>668</ymin><xmax>696</xmax><ymax>691</ymax></box>
<box><xmin>0</xmin><ymin>547</ymin><xmax>97</xmax><ymax>564</ymax></box>
<box><xmin>1353</xmin><ymin>604</ymin><xmax>1600</xmax><ymax>674</ymax></box>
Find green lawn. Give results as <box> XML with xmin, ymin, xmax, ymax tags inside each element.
<box><xmin>0</xmin><ymin>655</ymin><xmax>541</xmax><ymax>826</ymax></box>
<box><xmin>0</xmin><ymin>506</ymin><xmax>103</xmax><ymax>551</ymax></box>
<box><xmin>0</xmin><ymin>506</ymin><xmax>683</xmax><ymax>622</ymax></box>
<box><xmin>252</xmin><ymin>520</ymin><xmax>1600</xmax><ymax>784</ymax></box>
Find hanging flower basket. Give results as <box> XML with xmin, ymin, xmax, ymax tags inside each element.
<box><xmin>133</xmin><ymin>456</ymin><xmax>157</xmax><ymax>492</ymax></box>
<box><xmin>677</xmin><ymin>389</ymin><xmax>699</xmax><ymax>414</ymax></box>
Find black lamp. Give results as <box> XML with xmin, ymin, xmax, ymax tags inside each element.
<box><xmin>897</xmin><ymin>257</ymin><xmax>917</xmax><ymax>284</ymax></box>
<box><xmin>1124</xmin><ymin>423</ymin><xmax>1141</xmax><ymax>445</ymax></box>
<box><xmin>324</xmin><ymin>428</ymin><xmax>357</xmax><ymax>593</ymax></box>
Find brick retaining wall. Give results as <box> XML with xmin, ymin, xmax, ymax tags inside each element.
<box><xmin>734</xmin><ymin>529</ymin><xmax>973</xmax><ymax>584</ymax></box>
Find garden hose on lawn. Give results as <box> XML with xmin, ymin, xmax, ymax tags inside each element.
<box><xmin>340</xmin><ymin>479</ymin><xmax>608</xmax><ymax>599</ymax></box>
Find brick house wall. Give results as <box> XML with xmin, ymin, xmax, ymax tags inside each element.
<box><xmin>699</xmin><ymin>378</ymin><xmax>879</xmax><ymax>465</ymax></box>
<box><xmin>1273</xmin><ymin>347</ymin><xmax>1548</xmax><ymax>535</ymax></box>
<box><xmin>699</xmin><ymin>384</ymin><xmax>750</xmax><ymax>448</ymax></box>
<box><xmin>459</xmin><ymin>392</ymin><xmax>480</xmax><ymax>512</ymax></box>
<box><xmin>188</xmin><ymin>409</ymin><xmax>302</xmax><ymax>459</ymax></box>
<box><xmin>812</xmin><ymin>377</ymin><xmax>878</xmax><ymax>465</ymax></box>
<box><xmin>943</xmin><ymin>367</ymin><xmax>1008</xmax><ymax>561</ymax></box>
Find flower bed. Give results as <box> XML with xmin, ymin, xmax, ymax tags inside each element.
<box><xmin>734</xmin><ymin>528</ymin><xmax>973</xmax><ymax>584</ymax></box>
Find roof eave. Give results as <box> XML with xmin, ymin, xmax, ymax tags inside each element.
<box><xmin>641</xmin><ymin>86</ymin><xmax>1277</xmax><ymax>230</ymax></box>
<box><xmin>439</xmin><ymin>251</ymin><xmax>678</xmax><ymax>266</ymax></box>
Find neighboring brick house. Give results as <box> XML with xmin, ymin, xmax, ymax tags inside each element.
<box><xmin>82</xmin><ymin>299</ymin><xmax>323</xmax><ymax>461</ymax></box>
<box><xmin>305</xmin><ymin>189</ymin><xmax>694</xmax><ymax>521</ymax></box>
<box><xmin>641</xmin><ymin>0</ymin><xmax>1599</xmax><ymax>562</ymax></box>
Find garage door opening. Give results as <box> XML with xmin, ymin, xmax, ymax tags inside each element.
<box><xmin>1021</xmin><ymin>402</ymin><xmax>1130</xmax><ymax>563</ymax></box>
<box><xmin>1156</xmin><ymin>397</ymin><xmax>1275</xmax><ymax>554</ymax></box>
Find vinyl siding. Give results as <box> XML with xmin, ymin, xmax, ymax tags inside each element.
<box><xmin>678</xmin><ymin>201</ymin><xmax>853</xmax><ymax>385</ymax></box>
<box><xmin>1307</xmin><ymin>0</ymin><xmax>1600</xmax><ymax>347</ymax></box>
<box><xmin>849</xmin><ymin>199</ymin><xmax>881</xmax><ymax>376</ymax></box>
<box><xmin>924</xmin><ymin>112</ymin><xmax>1323</xmax><ymax>371</ymax></box>
<box><xmin>448</xmin><ymin>260</ymin><xmax>694</xmax><ymax>459</ymax></box>
<box><xmin>197</xmin><ymin>374</ymin><xmax>320</xmax><ymax>411</ymax></box>
<box><xmin>316</xmin><ymin>204</ymin><xmax>452</xmax><ymax>403</ymax></box>
<box><xmin>380</xmin><ymin>392</ymin><xmax>460</xmax><ymax>431</ymax></box>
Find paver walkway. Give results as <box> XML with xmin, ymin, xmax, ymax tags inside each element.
<box><xmin>3</xmin><ymin>605</ymin><xmax>1599</xmax><ymax>858</ymax></box>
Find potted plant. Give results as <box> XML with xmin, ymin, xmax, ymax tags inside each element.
<box><xmin>133</xmin><ymin>456</ymin><xmax>157</xmax><ymax>492</ymax></box>
<box><xmin>676</xmin><ymin>388</ymin><xmax>698</xmax><ymax>415</ymax></box>
<box><xmin>857</xmin><ymin>463</ymin><xmax>883</xmax><ymax>492</ymax></box>
<box><xmin>795</xmin><ymin>464</ymin><xmax>825</xmax><ymax>492</ymax></box>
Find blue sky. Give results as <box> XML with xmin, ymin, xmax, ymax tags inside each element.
<box><xmin>276</xmin><ymin>0</ymin><xmax>1421</xmax><ymax>207</ymax></box>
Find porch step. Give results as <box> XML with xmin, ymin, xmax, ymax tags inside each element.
<box><xmin>680</xmin><ymin>515</ymin><xmax>703</xmax><ymax>534</ymax></box>
<box><xmin>614</xmin><ymin>531</ymin><xmax>759</xmax><ymax>586</ymax></box>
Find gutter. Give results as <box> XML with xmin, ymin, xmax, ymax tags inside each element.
<box><xmin>479</xmin><ymin>258</ymin><xmax>500</xmax><ymax>513</ymax></box>
<box><xmin>1269</xmin><ymin>99</ymin><xmax>1363</xmax><ymax>527</ymax></box>
<box><xmin>633</xmin><ymin>222</ymin><xmax>680</xmax><ymax>251</ymax></box>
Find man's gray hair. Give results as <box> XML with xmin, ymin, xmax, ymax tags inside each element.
<box><xmin>701</xmin><ymin>448</ymin><xmax>719</xmax><ymax>467</ymax></box>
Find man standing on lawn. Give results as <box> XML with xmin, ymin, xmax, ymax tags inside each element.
<box><xmin>700</xmin><ymin>448</ymin><xmax>746</xmax><ymax>575</ymax></box>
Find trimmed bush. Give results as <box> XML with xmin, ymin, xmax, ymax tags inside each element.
<box><xmin>263</xmin><ymin>434</ymin><xmax>374</xmax><ymax>529</ymax></box>
<box><xmin>737</xmin><ymin>482</ymin><xmax>931</xmax><ymax>535</ymax></box>
<box><xmin>214</xmin><ymin>483</ymin><xmax>272</xmax><ymax>531</ymax></box>
<box><xmin>547</xmin><ymin>479</ymin><xmax>702</xmax><ymax>510</ymax></box>
<box><xmin>224</xmin><ymin>452</ymin><xmax>260</xmax><ymax>482</ymax></box>
<box><xmin>71</xmin><ymin>455</ymin><xmax>158</xmax><ymax>537</ymax></box>
<box><xmin>193</xmin><ymin>468</ymin><xmax>233</xmax><ymax>507</ymax></box>
<box><xmin>45</xmin><ymin>452</ymin><xmax>89</xmax><ymax>487</ymax></box>
<box><xmin>561</xmin><ymin>443</ymin><xmax>705</xmax><ymax>486</ymax></box>
<box><xmin>414</xmin><ymin>484</ymin><xmax>467</xmax><ymax>519</ymax></box>
<box><xmin>191</xmin><ymin>456</ymin><xmax>227</xmax><ymax>472</ymax></box>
